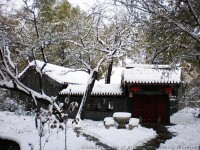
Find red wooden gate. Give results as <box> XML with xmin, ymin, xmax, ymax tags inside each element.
<box><xmin>132</xmin><ymin>94</ymin><xmax>168</xmax><ymax>123</ymax></box>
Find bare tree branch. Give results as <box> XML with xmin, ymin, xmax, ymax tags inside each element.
<box><xmin>186</xmin><ymin>0</ymin><xmax>200</xmax><ymax>27</ymax></box>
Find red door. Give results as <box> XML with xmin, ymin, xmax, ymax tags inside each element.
<box><xmin>156</xmin><ymin>95</ymin><xmax>168</xmax><ymax>123</ymax></box>
<box><xmin>132</xmin><ymin>94</ymin><xmax>168</xmax><ymax>123</ymax></box>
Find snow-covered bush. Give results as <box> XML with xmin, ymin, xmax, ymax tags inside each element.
<box><xmin>35</xmin><ymin>103</ymin><xmax>70</xmax><ymax>150</ymax></box>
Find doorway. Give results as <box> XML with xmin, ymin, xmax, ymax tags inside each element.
<box><xmin>132</xmin><ymin>94</ymin><xmax>168</xmax><ymax>123</ymax></box>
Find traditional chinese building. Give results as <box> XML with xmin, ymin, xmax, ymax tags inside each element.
<box><xmin>58</xmin><ymin>84</ymin><xmax>124</xmax><ymax>120</ymax></box>
<box><xmin>14</xmin><ymin>61</ymin><xmax>182</xmax><ymax>123</ymax></box>
<box><xmin>11</xmin><ymin>60</ymin><xmax>90</xmax><ymax>109</ymax></box>
<box><xmin>59</xmin><ymin>64</ymin><xmax>182</xmax><ymax>123</ymax></box>
<box><xmin>122</xmin><ymin>64</ymin><xmax>182</xmax><ymax>123</ymax></box>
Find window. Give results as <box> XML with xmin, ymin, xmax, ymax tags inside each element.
<box><xmin>86</xmin><ymin>101</ymin><xmax>96</xmax><ymax>111</ymax></box>
<box><xmin>86</xmin><ymin>99</ymin><xmax>114</xmax><ymax>112</ymax></box>
<box><xmin>97</xmin><ymin>102</ymin><xmax>102</xmax><ymax>110</ymax></box>
<box><xmin>108</xmin><ymin>101</ymin><xmax>114</xmax><ymax>110</ymax></box>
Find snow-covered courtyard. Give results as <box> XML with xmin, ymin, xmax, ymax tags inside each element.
<box><xmin>158</xmin><ymin>108</ymin><xmax>200</xmax><ymax>150</ymax></box>
<box><xmin>0</xmin><ymin>107</ymin><xmax>200</xmax><ymax>150</ymax></box>
<box><xmin>0</xmin><ymin>111</ymin><xmax>97</xmax><ymax>150</ymax></box>
<box><xmin>0</xmin><ymin>111</ymin><xmax>156</xmax><ymax>150</ymax></box>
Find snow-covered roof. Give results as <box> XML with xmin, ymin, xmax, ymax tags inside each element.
<box><xmin>18</xmin><ymin>60</ymin><xmax>90</xmax><ymax>84</ymax></box>
<box><xmin>94</xmin><ymin>67</ymin><xmax>123</xmax><ymax>84</ymax></box>
<box><xmin>59</xmin><ymin>84</ymin><xmax>123</xmax><ymax>96</ymax></box>
<box><xmin>108</xmin><ymin>67</ymin><xmax>123</xmax><ymax>84</ymax></box>
<box><xmin>126</xmin><ymin>64</ymin><xmax>172</xmax><ymax>69</ymax></box>
<box><xmin>123</xmin><ymin>64</ymin><xmax>182</xmax><ymax>84</ymax></box>
<box><xmin>18</xmin><ymin>60</ymin><xmax>124</xmax><ymax>85</ymax></box>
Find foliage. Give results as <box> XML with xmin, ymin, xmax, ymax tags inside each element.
<box><xmin>0</xmin><ymin>0</ymin><xmax>135</xmax><ymax>125</ymax></box>
<box><xmin>114</xmin><ymin>0</ymin><xmax>200</xmax><ymax>65</ymax></box>
<box><xmin>114</xmin><ymin>0</ymin><xmax>200</xmax><ymax>109</ymax></box>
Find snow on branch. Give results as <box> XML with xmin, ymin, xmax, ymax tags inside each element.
<box><xmin>141</xmin><ymin>1</ymin><xmax>200</xmax><ymax>44</ymax></box>
<box><xmin>0</xmin><ymin>15</ymin><xmax>65</xmax><ymax>124</ymax></box>
<box><xmin>0</xmin><ymin>81</ymin><xmax>14</xmax><ymax>89</ymax></box>
<box><xmin>65</xmin><ymin>40</ymin><xmax>84</xmax><ymax>48</ymax></box>
<box><xmin>0</xmin><ymin>70</ymin><xmax>6</xmax><ymax>80</ymax></box>
<box><xmin>5</xmin><ymin>47</ymin><xmax>16</xmax><ymax>71</ymax></box>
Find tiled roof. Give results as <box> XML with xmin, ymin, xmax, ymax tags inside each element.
<box><xmin>59</xmin><ymin>84</ymin><xmax>123</xmax><ymax>96</ymax></box>
<box><xmin>123</xmin><ymin>64</ymin><xmax>181</xmax><ymax>84</ymax></box>
<box><xmin>18</xmin><ymin>60</ymin><xmax>123</xmax><ymax>85</ymax></box>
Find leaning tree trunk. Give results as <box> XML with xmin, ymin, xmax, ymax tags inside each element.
<box><xmin>105</xmin><ymin>59</ymin><xmax>113</xmax><ymax>84</ymax></box>
<box><xmin>75</xmin><ymin>69</ymin><xmax>98</xmax><ymax>123</ymax></box>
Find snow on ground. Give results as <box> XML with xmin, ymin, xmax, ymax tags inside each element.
<box><xmin>158</xmin><ymin>108</ymin><xmax>200</xmax><ymax>150</ymax></box>
<box><xmin>0</xmin><ymin>111</ymin><xmax>157</xmax><ymax>150</ymax></box>
<box><xmin>81</xmin><ymin>120</ymin><xmax>157</xmax><ymax>150</ymax></box>
<box><xmin>0</xmin><ymin>111</ymin><xmax>97</xmax><ymax>150</ymax></box>
<box><xmin>2</xmin><ymin>107</ymin><xmax>199</xmax><ymax>150</ymax></box>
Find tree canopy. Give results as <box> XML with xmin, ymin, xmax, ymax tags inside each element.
<box><xmin>114</xmin><ymin>0</ymin><xmax>200</xmax><ymax>65</ymax></box>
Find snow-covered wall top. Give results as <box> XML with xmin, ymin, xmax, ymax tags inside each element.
<box><xmin>59</xmin><ymin>84</ymin><xmax>123</xmax><ymax>96</ymax></box>
<box><xmin>18</xmin><ymin>60</ymin><xmax>123</xmax><ymax>85</ymax></box>
<box><xmin>126</xmin><ymin>64</ymin><xmax>173</xmax><ymax>69</ymax></box>
<box><xmin>123</xmin><ymin>64</ymin><xmax>182</xmax><ymax>84</ymax></box>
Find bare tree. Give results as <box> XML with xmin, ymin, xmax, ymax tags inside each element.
<box><xmin>58</xmin><ymin>5</ymin><xmax>135</xmax><ymax>123</ymax></box>
<box><xmin>0</xmin><ymin>0</ymin><xmax>135</xmax><ymax>125</ymax></box>
<box><xmin>114</xmin><ymin>0</ymin><xmax>200</xmax><ymax>110</ymax></box>
<box><xmin>114</xmin><ymin>0</ymin><xmax>200</xmax><ymax>63</ymax></box>
<box><xmin>0</xmin><ymin>0</ymin><xmax>68</xmax><ymax>121</ymax></box>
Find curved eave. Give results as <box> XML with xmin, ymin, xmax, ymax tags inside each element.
<box><xmin>125</xmin><ymin>81</ymin><xmax>181</xmax><ymax>86</ymax></box>
<box><xmin>59</xmin><ymin>92</ymin><xmax>123</xmax><ymax>97</ymax></box>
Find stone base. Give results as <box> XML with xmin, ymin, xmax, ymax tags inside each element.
<box><xmin>117</xmin><ymin>122</ymin><xmax>127</xmax><ymax>129</ymax></box>
<box><xmin>129</xmin><ymin>125</ymin><xmax>138</xmax><ymax>130</ymax></box>
<box><xmin>105</xmin><ymin>124</ymin><xmax>114</xmax><ymax>129</ymax></box>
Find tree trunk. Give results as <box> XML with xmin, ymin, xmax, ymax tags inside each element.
<box><xmin>105</xmin><ymin>59</ymin><xmax>113</xmax><ymax>84</ymax></box>
<box><xmin>75</xmin><ymin>69</ymin><xmax>98</xmax><ymax>122</ymax></box>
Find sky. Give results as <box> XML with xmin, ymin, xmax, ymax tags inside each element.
<box><xmin>67</xmin><ymin>0</ymin><xmax>96</xmax><ymax>11</ymax></box>
<box><xmin>3</xmin><ymin>0</ymin><xmax>98</xmax><ymax>12</ymax></box>
<box><xmin>1</xmin><ymin>0</ymin><xmax>116</xmax><ymax>16</ymax></box>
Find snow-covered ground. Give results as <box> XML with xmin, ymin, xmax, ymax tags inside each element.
<box><xmin>0</xmin><ymin>112</ymin><xmax>97</xmax><ymax>150</ymax></box>
<box><xmin>158</xmin><ymin>108</ymin><xmax>200</xmax><ymax>150</ymax></box>
<box><xmin>0</xmin><ymin>111</ymin><xmax>156</xmax><ymax>150</ymax></box>
<box><xmin>82</xmin><ymin>121</ymin><xmax>156</xmax><ymax>149</ymax></box>
<box><xmin>2</xmin><ymin>108</ymin><xmax>198</xmax><ymax>150</ymax></box>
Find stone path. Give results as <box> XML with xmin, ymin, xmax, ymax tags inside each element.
<box><xmin>134</xmin><ymin>124</ymin><xmax>175</xmax><ymax>150</ymax></box>
<box><xmin>74</xmin><ymin>128</ymin><xmax>117</xmax><ymax>150</ymax></box>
